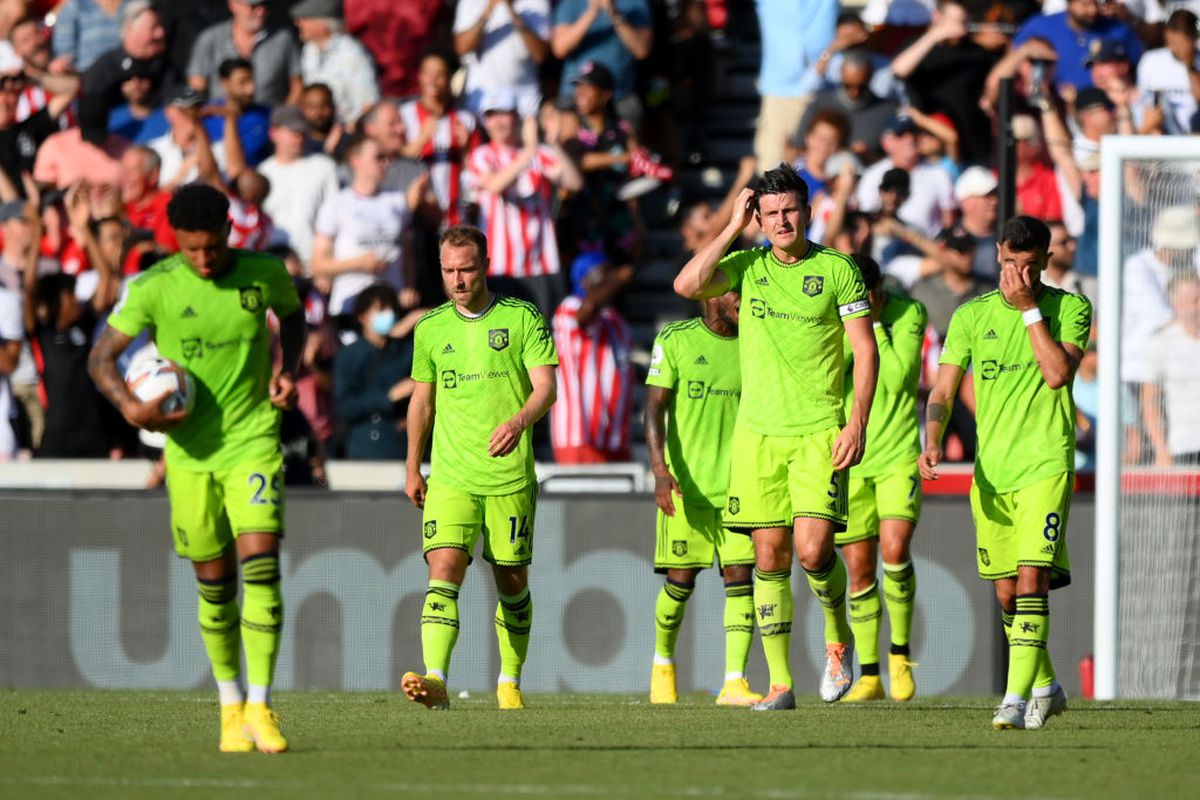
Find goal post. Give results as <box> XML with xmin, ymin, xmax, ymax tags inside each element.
<box><xmin>1096</xmin><ymin>135</ymin><xmax>1200</xmax><ymax>700</ymax></box>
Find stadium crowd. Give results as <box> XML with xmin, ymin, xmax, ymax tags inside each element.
<box><xmin>0</xmin><ymin>0</ymin><xmax>1198</xmax><ymax>475</ymax></box>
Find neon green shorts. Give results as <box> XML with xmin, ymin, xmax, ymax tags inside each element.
<box><xmin>838</xmin><ymin>464</ymin><xmax>923</xmax><ymax>546</ymax></box>
<box><xmin>654</xmin><ymin>502</ymin><xmax>755</xmax><ymax>573</ymax></box>
<box><xmin>970</xmin><ymin>472</ymin><xmax>1072</xmax><ymax>589</ymax></box>
<box><xmin>421</xmin><ymin>481</ymin><xmax>538</xmax><ymax>567</ymax></box>
<box><xmin>166</xmin><ymin>452</ymin><xmax>285</xmax><ymax>562</ymax></box>
<box><xmin>722</xmin><ymin>424</ymin><xmax>848</xmax><ymax>532</ymax></box>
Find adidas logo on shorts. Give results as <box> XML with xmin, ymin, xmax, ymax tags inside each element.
<box><xmin>984</xmin><ymin>329</ymin><xmax>998</xmax><ymax>340</ymax></box>
<box><xmin>695</xmin><ymin>355</ymin><xmax>708</xmax><ymax>364</ymax></box>
<box><xmin>442</xmin><ymin>343</ymin><xmax>455</xmax><ymax>354</ymax></box>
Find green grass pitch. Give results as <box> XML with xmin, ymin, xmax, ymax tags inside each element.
<box><xmin>1</xmin><ymin>691</ymin><xmax>1197</xmax><ymax>799</ymax></box>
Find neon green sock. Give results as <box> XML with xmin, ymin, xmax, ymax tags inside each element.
<box><xmin>495</xmin><ymin>588</ymin><xmax>533</xmax><ymax>680</ymax></box>
<box><xmin>882</xmin><ymin>561</ymin><xmax>916</xmax><ymax>649</ymax></box>
<box><xmin>654</xmin><ymin>579</ymin><xmax>693</xmax><ymax>661</ymax></box>
<box><xmin>197</xmin><ymin>576</ymin><xmax>240</xmax><ymax>682</ymax></box>
<box><xmin>723</xmin><ymin>580</ymin><xmax>754</xmax><ymax>676</ymax></box>
<box><xmin>848</xmin><ymin>581</ymin><xmax>881</xmax><ymax>669</ymax></box>
<box><xmin>1006</xmin><ymin>594</ymin><xmax>1050</xmax><ymax>699</ymax></box>
<box><xmin>754</xmin><ymin>567</ymin><xmax>793</xmax><ymax>689</ymax></box>
<box><xmin>422</xmin><ymin>579</ymin><xmax>460</xmax><ymax>680</ymax></box>
<box><xmin>239</xmin><ymin>554</ymin><xmax>283</xmax><ymax>689</ymax></box>
<box><xmin>1000</xmin><ymin>607</ymin><xmax>1014</xmax><ymax>644</ymax></box>
<box><xmin>804</xmin><ymin>555</ymin><xmax>852</xmax><ymax>644</ymax></box>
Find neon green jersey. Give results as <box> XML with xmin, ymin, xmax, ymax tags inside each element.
<box><xmin>717</xmin><ymin>243</ymin><xmax>870</xmax><ymax>436</ymax></box>
<box><xmin>940</xmin><ymin>287</ymin><xmax>1092</xmax><ymax>493</ymax></box>
<box><xmin>107</xmin><ymin>250</ymin><xmax>301</xmax><ymax>472</ymax></box>
<box><xmin>411</xmin><ymin>294</ymin><xmax>557</xmax><ymax>495</ymax></box>
<box><xmin>844</xmin><ymin>292</ymin><xmax>927</xmax><ymax>478</ymax></box>
<box><xmin>646</xmin><ymin>318</ymin><xmax>740</xmax><ymax>507</ymax></box>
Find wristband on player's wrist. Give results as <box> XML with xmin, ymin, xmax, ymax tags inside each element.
<box><xmin>1022</xmin><ymin>307</ymin><xmax>1043</xmax><ymax>326</ymax></box>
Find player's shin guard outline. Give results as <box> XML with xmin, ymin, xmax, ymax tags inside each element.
<box><xmin>882</xmin><ymin>560</ymin><xmax>916</xmax><ymax>652</ymax></box>
<box><xmin>655</xmin><ymin>579</ymin><xmax>694</xmax><ymax>661</ymax></box>
<box><xmin>240</xmin><ymin>553</ymin><xmax>283</xmax><ymax>689</ymax></box>
<box><xmin>422</xmin><ymin>579</ymin><xmax>461</xmax><ymax>680</ymax></box>
<box><xmin>723</xmin><ymin>580</ymin><xmax>754</xmax><ymax>676</ymax></box>
<box><xmin>495</xmin><ymin>587</ymin><xmax>532</xmax><ymax>680</ymax></box>
<box><xmin>754</xmin><ymin>567</ymin><xmax>794</xmax><ymax>689</ymax></box>
<box><xmin>1006</xmin><ymin>594</ymin><xmax>1050</xmax><ymax>700</ymax></box>
<box><xmin>848</xmin><ymin>581</ymin><xmax>882</xmax><ymax>673</ymax></box>
<box><xmin>197</xmin><ymin>575</ymin><xmax>241</xmax><ymax>682</ymax></box>
<box><xmin>804</xmin><ymin>554</ymin><xmax>852</xmax><ymax>644</ymax></box>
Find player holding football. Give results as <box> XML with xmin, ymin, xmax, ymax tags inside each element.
<box><xmin>675</xmin><ymin>164</ymin><xmax>879</xmax><ymax>710</ymax></box>
<box><xmin>88</xmin><ymin>184</ymin><xmax>305</xmax><ymax>753</ymax></box>
<box><xmin>644</xmin><ymin>290</ymin><xmax>762</xmax><ymax>707</ymax></box>
<box><xmin>402</xmin><ymin>225</ymin><xmax>557</xmax><ymax>711</ymax></box>
<box><xmin>838</xmin><ymin>255</ymin><xmax>926</xmax><ymax>703</ymax></box>
<box><xmin>921</xmin><ymin>216</ymin><xmax>1091</xmax><ymax>730</ymax></box>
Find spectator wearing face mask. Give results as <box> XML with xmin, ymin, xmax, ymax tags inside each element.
<box><xmin>332</xmin><ymin>283</ymin><xmax>417</xmax><ymax>459</ymax></box>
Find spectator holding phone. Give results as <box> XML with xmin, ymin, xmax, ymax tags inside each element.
<box><xmin>1137</xmin><ymin>9</ymin><xmax>1200</xmax><ymax>135</ymax></box>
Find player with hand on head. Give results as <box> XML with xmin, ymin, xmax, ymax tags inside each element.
<box><xmin>675</xmin><ymin>163</ymin><xmax>879</xmax><ymax>710</ymax></box>
<box><xmin>645</xmin><ymin>289</ymin><xmax>761</xmax><ymax>707</ymax></box>
<box><xmin>402</xmin><ymin>225</ymin><xmax>558</xmax><ymax>711</ymax></box>
<box><xmin>87</xmin><ymin>184</ymin><xmax>306</xmax><ymax>753</ymax></box>
<box><xmin>920</xmin><ymin>215</ymin><xmax>1091</xmax><ymax>730</ymax></box>
<box><xmin>838</xmin><ymin>255</ymin><xmax>926</xmax><ymax>703</ymax></box>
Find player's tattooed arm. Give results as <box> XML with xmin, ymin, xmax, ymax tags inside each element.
<box><xmin>919</xmin><ymin>364</ymin><xmax>964</xmax><ymax>480</ymax></box>
<box><xmin>87</xmin><ymin>324</ymin><xmax>138</xmax><ymax>414</ymax></box>
<box><xmin>644</xmin><ymin>386</ymin><xmax>680</xmax><ymax>515</ymax></box>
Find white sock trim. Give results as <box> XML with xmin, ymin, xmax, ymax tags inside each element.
<box><xmin>723</xmin><ymin>671</ymin><xmax>744</xmax><ymax>682</ymax></box>
<box><xmin>653</xmin><ymin>654</ymin><xmax>674</xmax><ymax>666</ymax></box>
<box><xmin>1001</xmin><ymin>692</ymin><xmax>1026</xmax><ymax>707</ymax></box>
<box><xmin>1031</xmin><ymin>680</ymin><xmax>1060</xmax><ymax>698</ymax></box>
<box><xmin>246</xmin><ymin>684</ymin><xmax>270</xmax><ymax>705</ymax></box>
<box><xmin>497</xmin><ymin>674</ymin><xmax>519</xmax><ymax>685</ymax></box>
<box><xmin>428</xmin><ymin>669</ymin><xmax>447</xmax><ymax>683</ymax></box>
<box><xmin>216</xmin><ymin>680</ymin><xmax>243</xmax><ymax>706</ymax></box>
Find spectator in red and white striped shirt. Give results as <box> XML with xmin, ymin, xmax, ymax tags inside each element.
<box><xmin>8</xmin><ymin>19</ymin><xmax>79</xmax><ymax>128</ymax></box>
<box><xmin>550</xmin><ymin>251</ymin><xmax>635</xmax><ymax>464</ymax></box>
<box><xmin>468</xmin><ymin>87</ymin><xmax>582</xmax><ymax>319</ymax></box>
<box><xmin>227</xmin><ymin>171</ymin><xmax>275</xmax><ymax>251</ymax></box>
<box><xmin>399</xmin><ymin>51</ymin><xmax>479</xmax><ymax>229</ymax></box>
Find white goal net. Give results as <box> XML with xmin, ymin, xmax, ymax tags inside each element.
<box><xmin>1097</xmin><ymin>136</ymin><xmax>1200</xmax><ymax>700</ymax></box>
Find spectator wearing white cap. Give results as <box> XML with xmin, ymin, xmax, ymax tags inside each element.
<box><xmin>1122</xmin><ymin>206</ymin><xmax>1200</xmax><ymax>384</ymax></box>
<box><xmin>311</xmin><ymin>134</ymin><xmax>430</xmax><ymax>316</ymax></box>
<box><xmin>258</xmin><ymin>104</ymin><xmax>340</xmax><ymax>265</ymax></box>
<box><xmin>467</xmin><ymin>87</ymin><xmax>582</xmax><ymax>317</ymax></box>
<box><xmin>292</xmin><ymin>0</ymin><xmax>380</xmax><ymax>126</ymax></box>
<box><xmin>455</xmin><ymin>0</ymin><xmax>550</xmax><ymax>120</ymax></box>
<box><xmin>954</xmin><ymin>166</ymin><xmax>999</xmax><ymax>280</ymax></box>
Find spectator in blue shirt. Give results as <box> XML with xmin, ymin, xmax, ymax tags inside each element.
<box><xmin>51</xmin><ymin>0</ymin><xmax>129</xmax><ymax>73</ymax></box>
<box><xmin>752</xmin><ymin>0</ymin><xmax>837</xmax><ymax>169</ymax></box>
<box><xmin>1014</xmin><ymin>0</ymin><xmax>1143</xmax><ymax>90</ymax></box>
<box><xmin>200</xmin><ymin>59</ymin><xmax>271</xmax><ymax>167</ymax></box>
<box><xmin>552</xmin><ymin>0</ymin><xmax>652</xmax><ymax>126</ymax></box>
<box><xmin>106</xmin><ymin>60</ymin><xmax>168</xmax><ymax>144</ymax></box>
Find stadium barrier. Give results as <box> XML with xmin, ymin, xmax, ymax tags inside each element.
<box><xmin>0</xmin><ymin>488</ymin><xmax>1096</xmax><ymax>696</ymax></box>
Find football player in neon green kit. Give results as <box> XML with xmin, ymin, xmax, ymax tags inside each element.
<box><xmin>644</xmin><ymin>290</ymin><xmax>762</xmax><ymax>707</ymax></box>
<box><xmin>838</xmin><ymin>255</ymin><xmax>926</xmax><ymax>703</ymax></box>
<box><xmin>88</xmin><ymin>184</ymin><xmax>305</xmax><ymax>753</ymax></box>
<box><xmin>675</xmin><ymin>164</ymin><xmax>879</xmax><ymax>709</ymax></box>
<box><xmin>921</xmin><ymin>215</ymin><xmax>1091</xmax><ymax>730</ymax></box>
<box><xmin>402</xmin><ymin>225</ymin><xmax>558</xmax><ymax>711</ymax></box>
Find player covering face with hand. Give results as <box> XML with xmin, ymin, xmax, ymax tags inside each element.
<box><xmin>644</xmin><ymin>290</ymin><xmax>762</xmax><ymax>707</ymax></box>
<box><xmin>675</xmin><ymin>163</ymin><xmax>879</xmax><ymax>710</ymax></box>
<box><xmin>88</xmin><ymin>184</ymin><xmax>306</xmax><ymax>753</ymax></box>
<box><xmin>921</xmin><ymin>215</ymin><xmax>1091</xmax><ymax>730</ymax></box>
<box><xmin>402</xmin><ymin>225</ymin><xmax>558</xmax><ymax>711</ymax></box>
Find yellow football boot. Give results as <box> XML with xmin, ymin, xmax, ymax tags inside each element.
<box><xmin>242</xmin><ymin>702</ymin><xmax>288</xmax><ymax>753</ymax></box>
<box><xmin>650</xmin><ymin>663</ymin><xmax>677</xmax><ymax>704</ymax></box>
<box><xmin>497</xmin><ymin>682</ymin><xmax>525</xmax><ymax>710</ymax></box>
<box><xmin>889</xmin><ymin>653</ymin><xmax>917</xmax><ymax>701</ymax></box>
<box><xmin>218</xmin><ymin>703</ymin><xmax>254</xmax><ymax>753</ymax></box>
<box><xmin>716</xmin><ymin>677</ymin><xmax>763</xmax><ymax>707</ymax></box>
<box><xmin>841</xmin><ymin>675</ymin><xmax>886</xmax><ymax>702</ymax></box>
<box><xmin>402</xmin><ymin>671</ymin><xmax>450</xmax><ymax>710</ymax></box>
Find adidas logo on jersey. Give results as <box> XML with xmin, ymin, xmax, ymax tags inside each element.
<box><xmin>180</xmin><ymin>306</ymin><xmax>198</xmax><ymax>319</ymax></box>
<box><xmin>755</xmin><ymin>276</ymin><xmax>769</xmax><ymax>286</ymax></box>
<box><xmin>694</xmin><ymin>355</ymin><xmax>708</xmax><ymax>364</ymax></box>
<box><xmin>984</xmin><ymin>329</ymin><xmax>998</xmax><ymax>340</ymax></box>
<box><xmin>442</xmin><ymin>343</ymin><xmax>455</xmax><ymax>354</ymax></box>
